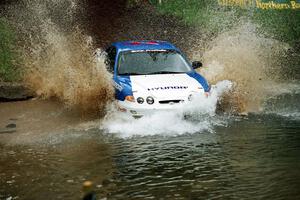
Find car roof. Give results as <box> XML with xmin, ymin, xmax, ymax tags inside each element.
<box><xmin>112</xmin><ymin>40</ymin><xmax>179</xmax><ymax>52</ymax></box>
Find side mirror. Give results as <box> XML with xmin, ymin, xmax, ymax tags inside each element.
<box><xmin>192</xmin><ymin>61</ymin><xmax>202</xmax><ymax>69</ymax></box>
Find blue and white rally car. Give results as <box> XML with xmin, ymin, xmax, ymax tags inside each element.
<box><xmin>104</xmin><ymin>41</ymin><xmax>210</xmax><ymax>118</ymax></box>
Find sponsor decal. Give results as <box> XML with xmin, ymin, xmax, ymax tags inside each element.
<box><xmin>113</xmin><ymin>81</ymin><xmax>123</xmax><ymax>91</ymax></box>
<box><xmin>218</xmin><ymin>0</ymin><xmax>300</xmax><ymax>9</ymax></box>
<box><xmin>147</xmin><ymin>86</ymin><xmax>188</xmax><ymax>91</ymax></box>
<box><xmin>130</xmin><ymin>49</ymin><xmax>167</xmax><ymax>53</ymax></box>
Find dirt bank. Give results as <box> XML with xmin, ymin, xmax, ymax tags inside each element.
<box><xmin>84</xmin><ymin>0</ymin><xmax>196</xmax><ymax>52</ymax></box>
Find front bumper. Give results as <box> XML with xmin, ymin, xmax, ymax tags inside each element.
<box><xmin>117</xmin><ymin>99</ymin><xmax>190</xmax><ymax>118</ymax></box>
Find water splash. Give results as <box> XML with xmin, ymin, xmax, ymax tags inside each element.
<box><xmin>193</xmin><ymin>22</ymin><xmax>290</xmax><ymax>113</ymax></box>
<box><xmin>6</xmin><ymin>0</ymin><xmax>114</xmax><ymax>111</ymax></box>
<box><xmin>101</xmin><ymin>21</ymin><xmax>299</xmax><ymax>136</ymax></box>
<box><xmin>3</xmin><ymin>1</ymin><xmax>299</xmax><ymax>118</ymax></box>
<box><xmin>101</xmin><ymin>80</ymin><xmax>233</xmax><ymax>137</ymax></box>
<box><xmin>262</xmin><ymin>83</ymin><xmax>300</xmax><ymax>120</ymax></box>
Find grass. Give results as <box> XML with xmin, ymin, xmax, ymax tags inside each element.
<box><xmin>0</xmin><ymin>18</ymin><xmax>20</xmax><ymax>82</ymax></box>
<box><xmin>150</xmin><ymin>0</ymin><xmax>300</xmax><ymax>44</ymax></box>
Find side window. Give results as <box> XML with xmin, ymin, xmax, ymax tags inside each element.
<box><xmin>105</xmin><ymin>46</ymin><xmax>117</xmax><ymax>73</ymax></box>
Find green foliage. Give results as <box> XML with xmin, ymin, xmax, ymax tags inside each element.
<box><xmin>252</xmin><ymin>9</ymin><xmax>300</xmax><ymax>43</ymax></box>
<box><xmin>0</xmin><ymin>18</ymin><xmax>20</xmax><ymax>82</ymax></box>
<box><xmin>150</xmin><ymin>0</ymin><xmax>300</xmax><ymax>44</ymax></box>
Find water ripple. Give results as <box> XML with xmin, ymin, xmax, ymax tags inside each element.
<box><xmin>108</xmin><ymin>118</ymin><xmax>300</xmax><ymax>200</ymax></box>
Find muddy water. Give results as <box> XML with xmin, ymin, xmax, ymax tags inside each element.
<box><xmin>0</xmin><ymin>100</ymin><xmax>115</xmax><ymax>199</ymax></box>
<box><xmin>0</xmin><ymin>140</ymin><xmax>114</xmax><ymax>200</ymax></box>
<box><xmin>110</xmin><ymin>115</ymin><xmax>300</xmax><ymax>200</ymax></box>
<box><xmin>104</xmin><ymin>92</ymin><xmax>300</xmax><ymax>199</ymax></box>
<box><xmin>1</xmin><ymin>92</ymin><xmax>300</xmax><ymax>200</ymax></box>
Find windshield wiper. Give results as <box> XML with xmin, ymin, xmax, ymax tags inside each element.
<box><xmin>118</xmin><ymin>72</ymin><xmax>144</xmax><ymax>76</ymax></box>
<box><xmin>145</xmin><ymin>71</ymin><xmax>185</xmax><ymax>75</ymax></box>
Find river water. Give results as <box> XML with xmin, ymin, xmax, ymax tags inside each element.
<box><xmin>1</xmin><ymin>91</ymin><xmax>299</xmax><ymax>200</ymax></box>
<box><xmin>110</xmin><ymin>114</ymin><xmax>300</xmax><ymax>200</ymax></box>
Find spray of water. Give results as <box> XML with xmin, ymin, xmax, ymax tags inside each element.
<box><xmin>101</xmin><ymin>80</ymin><xmax>233</xmax><ymax>137</ymax></box>
<box><xmin>3</xmin><ymin>0</ymin><xmax>299</xmax><ymax>131</ymax></box>
<box><xmin>6</xmin><ymin>0</ymin><xmax>114</xmax><ymax>111</ymax></box>
<box><xmin>191</xmin><ymin>22</ymin><xmax>289</xmax><ymax>113</ymax></box>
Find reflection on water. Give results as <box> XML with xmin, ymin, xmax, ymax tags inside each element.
<box><xmin>0</xmin><ymin>131</ymin><xmax>115</xmax><ymax>200</ymax></box>
<box><xmin>109</xmin><ymin>115</ymin><xmax>300</xmax><ymax>199</ymax></box>
<box><xmin>1</xmin><ymin>94</ymin><xmax>300</xmax><ymax>200</ymax></box>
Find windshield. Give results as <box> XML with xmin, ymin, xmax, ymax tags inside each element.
<box><xmin>118</xmin><ymin>50</ymin><xmax>192</xmax><ymax>75</ymax></box>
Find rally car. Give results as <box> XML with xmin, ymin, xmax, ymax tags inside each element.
<box><xmin>104</xmin><ymin>40</ymin><xmax>210</xmax><ymax>118</ymax></box>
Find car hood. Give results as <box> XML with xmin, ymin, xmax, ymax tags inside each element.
<box><xmin>130</xmin><ymin>73</ymin><xmax>203</xmax><ymax>100</ymax></box>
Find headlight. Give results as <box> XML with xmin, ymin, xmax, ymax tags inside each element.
<box><xmin>146</xmin><ymin>96</ymin><xmax>154</xmax><ymax>104</ymax></box>
<box><xmin>137</xmin><ymin>97</ymin><xmax>144</xmax><ymax>104</ymax></box>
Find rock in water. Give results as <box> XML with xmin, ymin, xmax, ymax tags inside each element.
<box><xmin>0</xmin><ymin>82</ymin><xmax>34</xmax><ymax>101</ymax></box>
<box><xmin>6</xmin><ymin>123</ymin><xmax>16</xmax><ymax>128</ymax></box>
<box><xmin>0</xmin><ymin>123</ymin><xmax>17</xmax><ymax>134</ymax></box>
